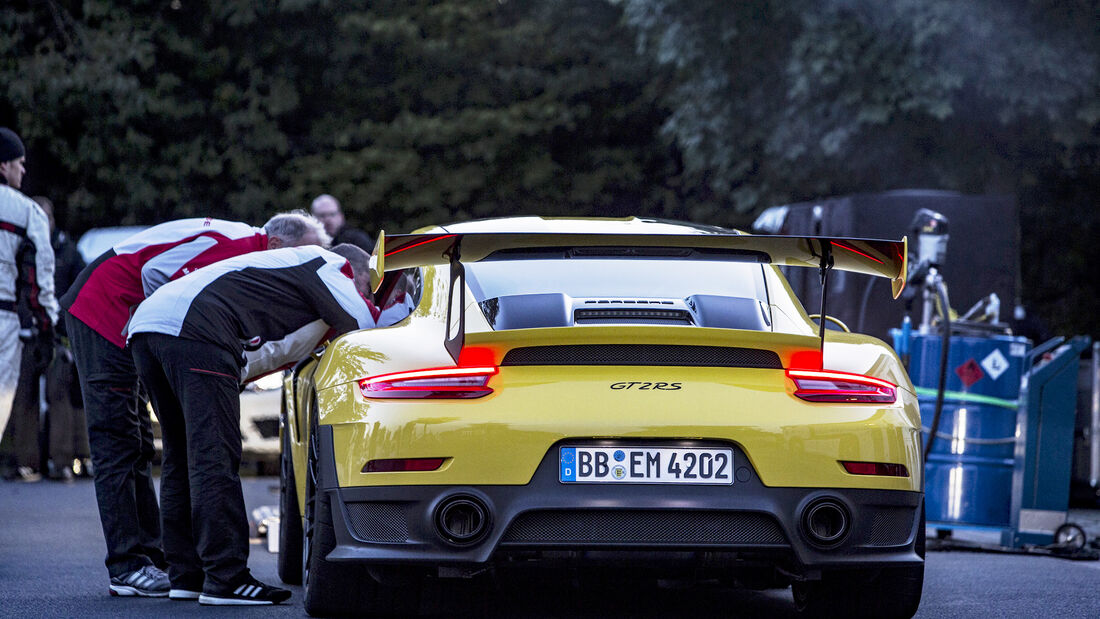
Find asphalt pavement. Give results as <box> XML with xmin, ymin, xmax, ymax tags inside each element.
<box><xmin>2</xmin><ymin>477</ymin><xmax>1099</xmax><ymax>618</ymax></box>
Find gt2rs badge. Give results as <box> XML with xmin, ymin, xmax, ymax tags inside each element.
<box><xmin>610</xmin><ymin>382</ymin><xmax>682</xmax><ymax>390</ymax></box>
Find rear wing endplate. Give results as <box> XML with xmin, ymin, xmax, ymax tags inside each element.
<box><xmin>367</xmin><ymin>231</ymin><xmax>907</xmax><ymax>366</ymax></box>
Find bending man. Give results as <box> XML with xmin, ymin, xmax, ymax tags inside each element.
<box><xmin>60</xmin><ymin>212</ymin><xmax>327</xmax><ymax>597</ymax></box>
<box><xmin>129</xmin><ymin>244</ymin><xmax>410</xmax><ymax>605</ymax></box>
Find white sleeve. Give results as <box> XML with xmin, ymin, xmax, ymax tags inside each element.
<box><xmin>376</xmin><ymin>294</ymin><xmax>416</xmax><ymax>327</ymax></box>
<box><xmin>313</xmin><ymin>257</ymin><xmax>378</xmax><ymax>332</ymax></box>
<box><xmin>240</xmin><ymin>319</ymin><xmax>330</xmax><ymax>383</ymax></box>
<box><xmin>140</xmin><ymin>235</ymin><xmax>218</xmax><ymax>296</ymax></box>
<box><xmin>26</xmin><ymin>205</ymin><xmax>58</xmax><ymax>325</ymax></box>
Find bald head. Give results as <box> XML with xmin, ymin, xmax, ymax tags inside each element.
<box><xmin>310</xmin><ymin>194</ymin><xmax>345</xmax><ymax>237</ymax></box>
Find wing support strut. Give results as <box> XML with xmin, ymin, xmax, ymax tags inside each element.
<box><xmin>817</xmin><ymin>240</ymin><xmax>833</xmax><ymax>369</ymax></box>
<box><xmin>444</xmin><ymin>239</ymin><xmax>465</xmax><ymax>364</ymax></box>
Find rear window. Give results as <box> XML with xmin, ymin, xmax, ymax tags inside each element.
<box><xmin>464</xmin><ymin>257</ymin><xmax>771</xmax><ymax>331</ymax></box>
<box><xmin>466</xmin><ymin>258</ymin><xmax>766</xmax><ymax>301</ymax></box>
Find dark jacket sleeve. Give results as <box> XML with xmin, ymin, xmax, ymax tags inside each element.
<box><xmin>53</xmin><ymin>231</ymin><xmax>85</xmax><ymax>298</ymax></box>
<box><xmin>16</xmin><ymin>208</ymin><xmax>58</xmax><ymax>332</ymax></box>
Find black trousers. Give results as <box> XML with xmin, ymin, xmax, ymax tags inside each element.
<box><xmin>0</xmin><ymin>344</ymin><xmax>90</xmax><ymax>471</ymax></box>
<box><xmin>65</xmin><ymin>312</ymin><xmax>164</xmax><ymax>577</ymax></box>
<box><xmin>46</xmin><ymin>345</ymin><xmax>91</xmax><ymax>466</ymax></box>
<box><xmin>130</xmin><ymin>332</ymin><xmax>250</xmax><ymax>592</ymax></box>
<box><xmin>0</xmin><ymin>344</ymin><xmax>40</xmax><ymax>470</ymax></box>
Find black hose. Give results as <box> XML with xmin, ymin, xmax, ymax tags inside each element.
<box><xmin>856</xmin><ymin>277</ymin><xmax>876</xmax><ymax>334</ymax></box>
<box><xmin>923</xmin><ymin>278</ymin><xmax>951</xmax><ymax>463</ymax></box>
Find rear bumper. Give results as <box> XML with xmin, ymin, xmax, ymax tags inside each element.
<box><xmin>314</xmin><ymin>426</ymin><xmax>923</xmax><ymax>573</ymax></box>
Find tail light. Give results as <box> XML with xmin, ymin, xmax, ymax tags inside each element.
<box><xmin>786</xmin><ymin>369</ymin><xmax>896</xmax><ymax>404</ymax></box>
<box><xmin>359</xmin><ymin>366</ymin><xmax>498</xmax><ymax>399</ymax></box>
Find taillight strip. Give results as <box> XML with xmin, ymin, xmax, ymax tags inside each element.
<box><xmin>362</xmin><ymin>366</ymin><xmax>498</xmax><ymax>384</ymax></box>
<box><xmin>786</xmin><ymin>368</ymin><xmax>897</xmax><ymax>404</ymax></box>
<box><xmin>359</xmin><ymin>366</ymin><xmax>498</xmax><ymax>399</ymax></box>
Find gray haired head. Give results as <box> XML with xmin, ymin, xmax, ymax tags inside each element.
<box><xmin>263</xmin><ymin>210</ymin><xmax>331</xmax><ymax>248</ymax></box>
<box><xmin>329</xmin><ymin>242</ymin><xmax>370</xmax><ymax>273</ymax></box>
<box><xmin>329</xmin><ymin>243</ymin><xmax>373</xmax><ymax>296</ymax></box>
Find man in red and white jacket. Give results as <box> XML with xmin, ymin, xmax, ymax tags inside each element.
<box><xmin>60</xmin><ymin>212</ymin><xmax>327</xmax><ymax>597</ymax></box>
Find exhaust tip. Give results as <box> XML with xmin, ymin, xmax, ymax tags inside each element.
<box><xmin>434</xmin><ymin>495</ymin><xmax>491</xmax><ymax>546</ymax></box>
<box><xmin>800</xmin><ymin>498</ymin><xmax>850</xmax><ymax>547</ymax></box>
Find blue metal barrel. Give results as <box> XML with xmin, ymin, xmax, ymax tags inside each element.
<box><xmin>903</xmin><ymin>333</ymin><xmax>1030</xmax><ymax>528</ymax></box>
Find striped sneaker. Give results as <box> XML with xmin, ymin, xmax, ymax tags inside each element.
<box><xmin>109</xmin><ymin>565</ymin><xmax>170</xmax><ymax>597</ymax></box>
<box><xmin>169</xmin><ymin>588</ymin><xmax>201</xmax><ymax>601</ymax></box>
<box><xmin>198</xmin><ymin>577</ymin><xmax>291</xmax><ymax>606</ymax></box>
<box><xmin>169</xmin><ymin>573</ymin><xmax>204</xmax><ymax>601</ymax></box>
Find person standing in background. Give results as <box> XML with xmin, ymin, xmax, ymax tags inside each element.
<box><xmin>2</xmin><ymin>196</ymin><xmax>88</xmax><ymax>482</ymax></box>
<box><xmin>36</xmin><ymin>195</ymin><xmax>88</xmax><ymax>480</ymax></box>
<box><xmin>34</xmin><ymin>196</ymin><xmax>84</xmax><ymax>301</ymax></box>
<box><xmin>61</xmin><ymin>212</ymin><xmax>327</xmax><ymax>598</ymax></box>
<box><xmin>310</xmin><ymin>194</ymin><xmax>374</xmax><ymax>253</ymax></box>
<box><xmin>0</xmin><ymin>127</ymin><xmax>57</xmax><ymax>483</ymax></box>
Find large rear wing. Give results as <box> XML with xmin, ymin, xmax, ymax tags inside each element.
<box><xmin>367</xmin><ymin>230</ymin><xmax>906</xmax><ymax>367</ymax></box>
<box><xmin>371</xmin><ymin>231</ymin><xmax>907</xmax><ymax>297</ymax></box>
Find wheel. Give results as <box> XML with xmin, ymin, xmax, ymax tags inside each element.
<box><xmin>793</xmin><ymin>563</ymin><xmax>923</xmax><ymax>618</ymax></box>
<box><xmin>1054</xmin><ymin>523</ymin><xmax>1087</xmax><ymax>550</ymax></box>
<box><xmin>792</xmin><ymin>510</ymin><xmax>925</xmax><ymax>618</ymax></box>
<box><xmin>301</xmin><ymin>400</ymin><xmax>421</xmax><ymax>617</ymax></box>
<box><xmin>277</xmin><ymin>421</ymin><xmax>303</xmax><ymax>584</ymax></box>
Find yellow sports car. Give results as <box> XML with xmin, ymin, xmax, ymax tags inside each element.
<box><xmin>278</xmin><ymin>217</ymin><xmax>923</xmax><ymax>618</ymax></box>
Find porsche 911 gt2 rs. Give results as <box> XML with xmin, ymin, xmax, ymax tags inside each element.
<box><xmin>278</xmin><ymin>216</ymin><xmax>923</xmax><ymax>618</ymax></box>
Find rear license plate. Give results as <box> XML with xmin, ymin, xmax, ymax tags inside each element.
<box><xmin>559</xmin><ymin>447</ymin><xmax>734</xmax><ymax>484</ymax></box>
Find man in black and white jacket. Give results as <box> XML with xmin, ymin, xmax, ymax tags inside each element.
<box><xmin>128</xmin><ymin>243</ymin><xmax>411</xmax><ymax>606</ymax></box>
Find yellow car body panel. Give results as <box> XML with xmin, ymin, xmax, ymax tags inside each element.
<box><xmin>289</xmin><ymin>253</ymin><xmax>921</xmax><ymax>503</ymax></box>
<box><xmin>300</xmin><ymin>291</ymin><xmax>920</xmax><ymax>493</ymax></box>
<box><xmin>318</xmin><ymin>363</ymin><xmax>920</xmax><ymax>491</ymax></box>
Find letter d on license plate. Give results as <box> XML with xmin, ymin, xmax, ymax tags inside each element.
<box><xmin>559</xmin><ymin>447</ymin><xmax>733</xmax><ymax>484</ymax></box>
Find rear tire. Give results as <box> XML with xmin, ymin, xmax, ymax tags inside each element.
<box><xmin>277</xmin><ymin>425</ymin><xmax>303</xmax><ymax>585</ymax></box>
<box><xmin>792</xmin><ymin>564</ymin><xmax>923</xmax><ymax>619</ymax></box>
<box><xmin>792</xmin><ymin>510</ymin><xmax>925</xmax><ymax>618</ymax></box>
<box><xmin>301</xmin><ymin>417</ymin><xmax>421</xmax><ymax>617</ymax></box>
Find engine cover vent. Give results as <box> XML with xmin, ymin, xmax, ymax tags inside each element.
<box><xmin>574</xmin><ymin>308</ymin><xmax>693</xmax><ymax>324</ymax></box>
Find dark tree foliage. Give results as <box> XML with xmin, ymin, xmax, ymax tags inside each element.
<box><xmin>2</xmin><ymin>0</ymin><xmax>1098</xmax><ymax>334</ymax></box>
<box><xmin>1</xmin><ymin>0</ymin><xmax>677</xmax><ymax>235</ymax></box>
<box><xmin>281</xmin><ymin>0</ymin><xmax>679</xmax><ymax>233</ymax></box>
<box><xmin>617</xmin><ymin>0</ymin><xmax>1100</xmax><ymax>335</ymax></box>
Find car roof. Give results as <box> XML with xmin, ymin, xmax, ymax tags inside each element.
<box><xmin>76</xmin><ymin>226</ymin><xmax>151</xmax><ymax>263</ymax></box>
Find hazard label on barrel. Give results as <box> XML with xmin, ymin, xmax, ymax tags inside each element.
<box><xmin>980</xmin><ymin>349</ymin><xmax>1009</xmax><ymax>381</ymax></box>
<box><xmin>955</xmin><ymin>358</ymin><xmax>984</xmax><ymax>387</ymax></box>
